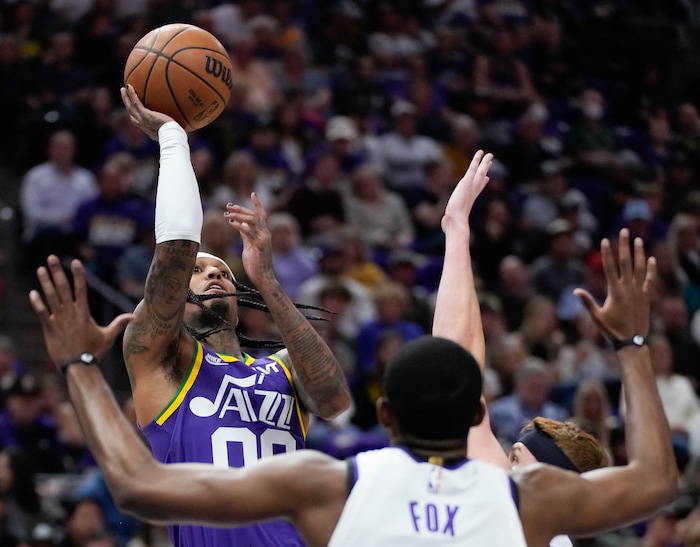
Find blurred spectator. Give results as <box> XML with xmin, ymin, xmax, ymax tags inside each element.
<box><xmin>520</xmin><ymin>159</ymin><xmax>569</xmax><ymax>233</ymax></box>
<box><xmin>499</xmin><ymin>102</ymin><xmax>559</xmax><ymax>187</ymax></box>
<box><xmin>20</xmin><ymin>129</ymin><xmax>98</xmax><ymax>269</ymax></box>
<box><xmin>496</xmin><ymin>255</ymin><xmax>534</xmax><ymax>332</ymax></box>
<box><xmin>72</xmin><ymin>87</ymin><xmax>119</xmax><ymax>172</ymax></box>
<box><xmin>375</xmin><ymin>100</ymin><xmax>443</xmax><ymax>204</ymax></box>
<box><xmin>529</xmin><ymin>218</ymin><xmax>585</xmax><ymax>301</ymax></box>
<box><xmin>74</xmin><ymin>470</ymin><xmax>140</xmax><ymax>547</ymax></box>
<box><xmin>337</xmin><ymin>227</ymin><xmax>387</xmax><ymax>292</ymax></box>
<box><xmin>57</xmin><ymin>498</ymin><xmax>108</xmax><ymax>547</ymax></box>
<box><xmin>0</xmin><ymin>447</ymin><xmax>64</xmax><ymax>543</ymax></box>
<box><xmin>227</xmin><ymin>31</ymin><xmax>281</xmax><ymax>115</ymax></box>
<box><xmin>557</xmin><ymin>250</ymin><xmax>607</xmax><ymax>325</ymax></box>
<box><xmin>99</xmin><ymin>110</ymin><xmax>159</xmax><ymax>198</ymax></box>
<box><xmin>0</xmin><ymin>373</ymin><xmax>66</xmax><ymax>474</ymax></box>
<box><xmin>30</xmin><ymin>29</ymin><xmax>95</xmax><ymax>124</ymax></box>
<box><xmin>667</xmin><ymin>213</ymin><xmax>700</xmax><ymax>303</ymax></box>
<box><xmin>471</xmin><ymin>197</ymin><xmax>518</xmax><ymax>288</ymax></box>
<box><xmin>331</xmin><ymin>53</ymin><xmax>390</xmax><ymax>120</ymax></box>
<box><xmin>611</xmin><ymin>197</ymin><xmax>668</xmax><ymax>250</ymax></box>
<box><xmin>662</xmin><ymin>151</ymin><xmax>699</xmax><ymax>221</ymax></box>
<box><xmin>209</xmin><ymin>149</ymin><xmax>276</xmax><ymax>212</ymax></box>
<box><xmin>274</xmin><ymin>97</ymin><xmax>315</xmax><ymax>181</ymax></box>
<box><xmin>241</xmin><ymin>113</ymin><xmax>291</xmax><ymax>195</ymax></box>
<box><xmin>309</xmin><ymin>115</ymin><xmax>368</xmax><ymax>177</ymax></box>
<box><xmin>296</xmin><ymin>232</ymin><xmax>376</xmax><ymax>341</ymax></box>
<box><xmin>268</xmin><ymin>212</ymin><xmax>318</xmax><ymax>300</ymax></box>
<box><xmin>529</xmin><ymin>18</ymin><xmax>582</xmax><ymax>102</ymax></box>
<box><xmin>115</xmin><ymin>228</ymin><xmax>155</xmax><ymax>304</ymax></box>
<box><xmin>440</xmin><ymin>113</ymin><xmax>482</xmax><ymax>178</ymax></box>
<box><xmin>314</xmin><ymin>281</ymin><xmax>358</xmax><ymax>380</ymax></box>
<box><xmin>621</xmin><ymin>333</ymin><xmax>700</xmax><ymax>470</ymax></box>
<box><xmin>570</xmin><ymin>378</ymin><xmax>620</xmax><ymax>461</ymax></box>
<box><xmin>384</xmin><ymin>249</ymin><xmax>434</xmax><ymax>333</ymax></box>
<box><xmin>284</xmin><ymin>153</ymin><xmax>346</xmax><ymax>240</ymax></box>
<box><xmin>564</xmin><ymin>87</ymin><xmax>620</xmax><ymax>177</ymax></box>
<box><xmin>350</xmin><ymin>329</ymin><xmax>403</xmax><ymax>433</ymax></box>
<box><xmin>273</xmin><ymin>44</ymin><xmax>330</xmax><ymax>113</ymax></box>
<box><xmin>516</xmin><ymin>294</ymin><xmax>566</xmax><ymax>365</ymax></box>
<box><xmin>354</xmin><ymin>281</ymin><xmax>424</xmax><ymax>374</ymax></box>
<box><xmin>674</xmin><ymin>102</ymin><xmax>700</xmax><ymax>172</ymax></box>
<box><xmin>557</xmin><ymin>188</ymin><xmax>597</xmax><ymax>256</ymax></box>
<box><xmin>343</xmin><ymin>163</ymin><xmax>414</xmax><ymax>252</ymax></box>
<box><xmin>0</xmin><ymin>336</ymin><xmax>25</xmax><ymax>384</ymax></box>
<box><xmin>70</xmin><ymin>153</ymin><xmax>151</xmax><ymax>287</ymax></box>
<box><xmin>659</xmin><ymin>294</ymin><xmax>700</xmax><ymax>393</ymax></box>
<box><xmin>410</xmin><ymin>160</ymin><xmax>455</xmax><ymax>255</ymax></box>
<box><xmin>81</xmin><ymin>531</ymin><xmax>120</xmax><ymax>547</ymax></box>
<box><xmin>471</xmin><ymin>28</ymin><xmax>540</xmax><ymax>120</ymax></box>
<box><xmin>488</xmin><ymin>359</ymin><xmax>569</xmax><ymax>446</ymax></box>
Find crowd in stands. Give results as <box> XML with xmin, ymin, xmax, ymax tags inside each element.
<box><xmin>3</xmin><ymin>0</ymin><xmax>700</xmax><ymax>544</ymax></box>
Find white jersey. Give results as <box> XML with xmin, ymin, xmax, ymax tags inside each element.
<box><xmin>550</xmin><ymin>534</ymin><xmax>574</xmax><ymax>547</ymax></box>
<box><xmin>329</xmin><ymin>447</ymin><xmax>528</xmax><ymax>546</ymax></box>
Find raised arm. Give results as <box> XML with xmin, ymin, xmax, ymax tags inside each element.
<box><xmin>225</xmin><ymin>195</ymin><xmax>351</xmax><ymax>419</ymax></box>
<box><xmin>29</xmin><ymin>256</ymin><xmax>347</xmax><ymax>547</ymax></box>
<box><xmin>432</xmin><ymin>150</ymin><xmax>510</xmax><ymax>469</ymax></box>
<box><xmin>119</xmin><ymin>86</ymin><xmax>201</xmax><ymax>420</ymax></box>
<box><xmin>517</xmin><ymin>230</ymin><xmax>676</xmax><ymax>544</ymax></box>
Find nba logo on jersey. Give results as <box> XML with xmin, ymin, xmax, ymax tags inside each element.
<box><xmin>427</xmin><ymin>464</ymin><xmax>443</xmax><ymax>494</ymax></box>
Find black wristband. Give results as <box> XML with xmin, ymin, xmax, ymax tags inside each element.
<box><xmin>59</xmin><ymin>352</ymin><xmax>99</xmax><ymax>376</ymax></box>
<box><xmin>610</xmin><ymin>334</ymin><xmax>647</xmax><ymax>351</ymax></box>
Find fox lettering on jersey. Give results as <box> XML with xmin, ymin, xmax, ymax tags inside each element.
<box><xmin>188</xmin><ymin>372</ymin><xmax>295</xmax><ymax>429</ymax></box>
<box><xmin>409</xmin><ymin>501</ymin><xmax>460</xmax><ymax>537</ymax></box>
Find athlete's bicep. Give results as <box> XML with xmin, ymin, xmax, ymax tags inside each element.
<box><xmin>124</xmin><ymin>241</ymin><xmax>197</xmax><ymax>365</ymax></box>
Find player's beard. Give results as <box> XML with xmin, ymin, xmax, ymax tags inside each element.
<box><xmin>195</xmin><ymin>297</ymin><xmax>231</xmax><ymax>329</ymax></box>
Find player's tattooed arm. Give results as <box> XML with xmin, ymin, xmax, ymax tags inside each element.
<box><xmin>124</xmin><ymin>241</ymin><xmax>197</xmax><ymax>369</ymax></box>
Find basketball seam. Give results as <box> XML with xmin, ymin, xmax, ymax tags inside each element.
<box><xmin>142</xmin><ymin>26</ymin><xmax>194</xmax><ymax>123</ymax></box>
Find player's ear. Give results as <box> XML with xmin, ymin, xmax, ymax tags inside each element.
<box><xmin>471</xmin><ymin>398</ymin><xmax>486</xmax><ymax>428</ymax></box>
<box><xmin>376</xmin><ymin>396</ymin><xmax>393</xmax><ymax>428</ymax></box>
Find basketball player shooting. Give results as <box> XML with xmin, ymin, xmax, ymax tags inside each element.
<box><xmin>30</xmin><ymin>151</ymin><xmax>676</xmax><ymax>546</ymax></box>
<box><xmin>116</xmin><ymin>84</ymin><xmax>350</xmax><ymax>546</ymax></box>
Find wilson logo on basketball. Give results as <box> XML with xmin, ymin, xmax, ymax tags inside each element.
<box><xmin>205</xmin><ymin>56</ymin><xmax>233</xmax><ymax>91</ymax></box>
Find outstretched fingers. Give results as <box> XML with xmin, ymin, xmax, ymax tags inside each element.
<box><xmin>615</xmin><ymin>229</ymin><xmax>633</xmax><ymax>285</ymax></box>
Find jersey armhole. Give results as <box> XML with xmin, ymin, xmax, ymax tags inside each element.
<box><xmin>509</xmin><ymin>476</ymin><xmax>520</xmax><ymax>511</ymax></box>
<box><xmin>346</xmin><ymin>456</ymin><xmax>358</xmax><ymax>495</ymax></box>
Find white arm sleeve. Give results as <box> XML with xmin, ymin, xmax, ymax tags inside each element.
<box><xmin>154</xmin><ymin>121</ymin><xmax>202</xmax><ymax>244</ymax></box>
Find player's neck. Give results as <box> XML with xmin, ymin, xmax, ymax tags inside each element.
<box><xmin>205</xmin><ymin>331</ymin><xmax>243</xmax><ymax>360</ymax></box>
<box><xmin>399</xmin><ymin>436</ymin><xmax>468</xmax><ymax>463</ymax></box>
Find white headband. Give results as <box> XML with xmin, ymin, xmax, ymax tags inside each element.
<box><xmin>196</xmin><ymin>252</ymin><xmax>236</xmax><ymax>281</ymax></box>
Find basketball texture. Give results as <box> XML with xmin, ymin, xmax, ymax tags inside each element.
<box><xmin>124</xmin><ymin>24</ymin><xmax>233</xmax><ymax>132</ymax></box>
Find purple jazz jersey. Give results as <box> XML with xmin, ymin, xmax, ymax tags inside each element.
<box><xmin>141</xmin><ymin>340</ymin><xmax>307</xmax><ymax>546</ymax></box>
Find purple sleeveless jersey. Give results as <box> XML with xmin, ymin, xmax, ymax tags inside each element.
<box><xmin>141</xmin><ymin>340</ymin><xmax>307</xmax><ymax>546</ymax></box>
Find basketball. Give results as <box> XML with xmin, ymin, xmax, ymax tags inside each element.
<box><xmin>124</xmin><ymin>23</ymin><xmax>233</xmax><ymax>132</ymax></box>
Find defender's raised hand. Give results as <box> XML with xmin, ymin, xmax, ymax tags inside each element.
<box><xmin>574</xmin><ymin>229</ymin><xmax>656</xmax><ymax>344</ymax></box>
<box><xmin>441</xmin><ymin>150</ymin><xmax>493</xmax><ymax>234</ymax></box>
<box><xmin>29</xmin><ymin>255</ymin><xmax>134</xmax><ymax>371</ymax></box>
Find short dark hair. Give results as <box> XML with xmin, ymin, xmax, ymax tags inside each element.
<box><xmin>383</xmin><ymin>336</ymin><xmax>482</xmax><ymax>442</ymax></box>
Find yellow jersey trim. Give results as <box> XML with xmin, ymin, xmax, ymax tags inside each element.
<box><xmin>155</xmin><ymin>340</ymin><xmax>203</xmax><ymax>426</ymax></box>
<box><xmin>269</xmin><ymin>354</ymin><xmax>307</xmax><ymax>439</ymax></box>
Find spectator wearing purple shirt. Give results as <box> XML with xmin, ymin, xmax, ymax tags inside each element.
<box><xmin>70</xmin><ymin>153</ymin><xmax>152</xmax><ymax>287</ymax></box>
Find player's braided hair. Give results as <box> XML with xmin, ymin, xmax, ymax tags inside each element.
<box><xmin>185</xmin><ymin>278</ymin><xmax>331</xmax><ymax>349</ymax></box>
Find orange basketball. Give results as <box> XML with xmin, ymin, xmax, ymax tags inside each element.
<box><xmin>124</xmin><ymin>23</ymin><xmax>233</xmax><ymax>132</ymax></box>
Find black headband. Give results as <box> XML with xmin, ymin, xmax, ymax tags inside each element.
<box><xmin>518</xmin><ymin>428</ymin><xmax>579</xmax><ymax>472</ymax></box>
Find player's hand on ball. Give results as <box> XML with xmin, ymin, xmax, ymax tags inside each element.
<box><xmin>120</xmin><ymin>84</ymin><xmax>176</xmax><ymax>141</ymax></box>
